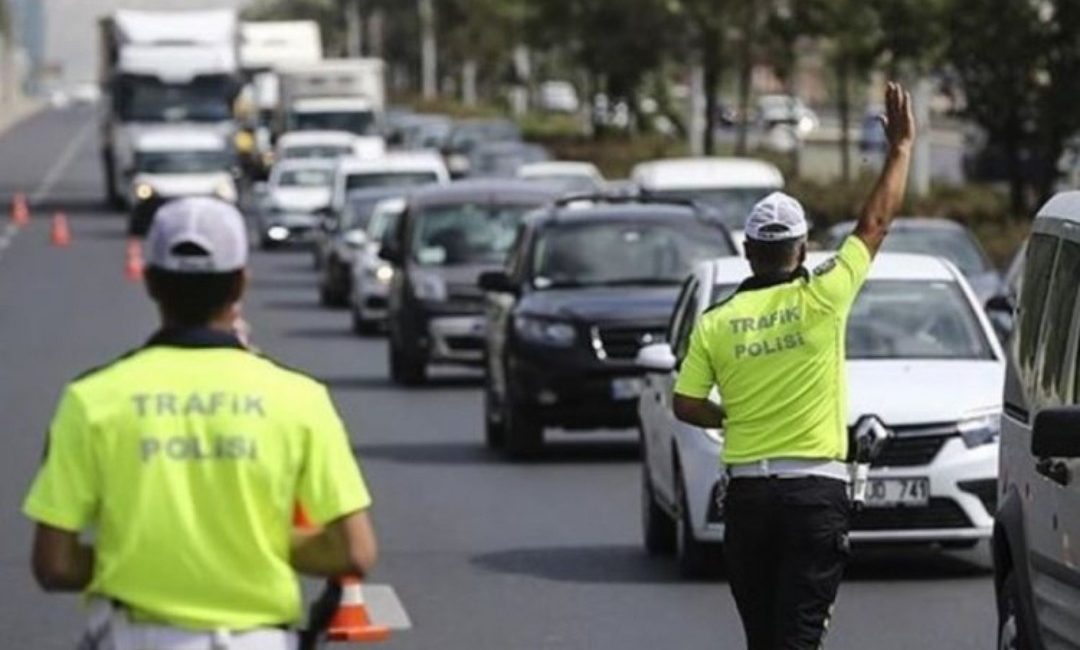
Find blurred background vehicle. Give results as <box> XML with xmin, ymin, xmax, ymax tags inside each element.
<box><xmin>99</xmin><ymin>9</ymin><xmax>241</xmax><ymax>209</ymax></box>
<box><xmin>388</xmin><ymin>113</ymin><xmax>454</xmax><ymax>151</ymax></box>
<box><xmin>537</xmin><ymin>80</ymin><xmax>580</xmax><ymax>113</ymax></box>
<box><xmin>316</xmin><ymin>187</ymin><xmax>406</xmax><ymax>306</ymax></box>
<box><xmin>274</xmin><ymin>58</ymin><xmax>385</xmax><ymax>138</ymax></box>
<box><xmin>328</xmin><ymin>151</ymin><xmax>449</xmax><ymax>221</ymax></box>
<box><xmin>755</xmin><ymin>94</ymin><xmax>819</xmax><ymax>137</ymax></box>
<box><xmin>350</xmin><ymin>197</ymin><xmax>408</xmax><ymax>334</ymax></box>
<box><xmin>253</xmin><ymin>158</ymin><xmax>334</xmax><ymax>249</ymax></box>
<box><xmin>479</xmin><ymin>197</ymin><xmax>737</xmax><ymax>457</ymax></box>
<box><xmin>639</xmin><ymin>252</ymin><xmax>1005</xmax><ymax>577</ymax></box>
<box><xmin>274</xmin><ymin>130</ymin><xmax>381</xmax><ymax>165</ymax></box>
<box><xmin>127</xmin><ymin>128</ymin><xmax>237</xmax><ymax>236</ymax></box>
<box><xmin>825</xmin><ymin>218</ymin><xmax>1004</xmax><ymax>303</ymax></box>
<box><xmin>442</xmin><ymin>118</ymin><xmax>523</xmax><ymax>178</ymax></box>
<box><xmin>379</xmin><ymin>180</ymin><xmax>560</xmax><ymax>385</ymax></box>
<box><xmin>516</xmin><ymin>161</ymin><xmax>606</xmax><ymax>195</ymax></box>
<box><xmin>631</xmin><ymin>157</ymin><xmax>785</xmax><ymax>247</ymax></box>
<box><xmin>467</xmin><ymin>141</ymin><xmax>550</xmax><ymax>179</ymax></box>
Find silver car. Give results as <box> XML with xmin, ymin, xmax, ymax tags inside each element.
<box><xmin>350</xmin><ymin>197</ymin><xmax>406</xmax><ymax>334</ymax></box>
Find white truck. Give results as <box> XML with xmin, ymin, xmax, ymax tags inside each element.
<box><xmin>239</xmin><ymin>21</ymin><xmax>323</xmax><ymax>172</ymax></box>
<box><xmin>275</xmin><ymin>59</ymin><xmax>386</xmax><ymax>139</ymax></box>
<box><xmin>98</xmin><ymin>9</ymin><xmax>241</xmax><ymax>207</ymax></box>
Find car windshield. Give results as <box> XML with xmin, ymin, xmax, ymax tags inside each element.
<box><xmin>282</xmin><ymin>145</ymin><xmax>353</xmax><ymax>160</ymax></box>
<box><xmin>368</xmin><ymin>207</ymin><xmax>401</xmax><ymax>240</ymax></box>
<box><xmin>412</xmin><ymin>203</ymin><xmax>536</xmax><ymax>266</ymax></box>
<box><xmin>647</xmin><ymin>187</ymin><xmax>775</xmax><ymax>230</ymax></box>
<box><xmin>875</xmin><ymin>228</ymin><xmax>991</xmax><ymax>275</ymax></box>
<box><xmin>343</xmin><ymin>196</ymin><xmax>395</xmax><ymax>230</ymax></box>
<box><xmin>532</xmin><ymin>220</ymin><xmax>734</xmax><ymax>289</ymax></box>
<box><xmin>135</xmin><ymin>150</ymin><xmax>229</xmax><ymax>174</ymax></box>
<box><xmin>276</xmin><ymin>168</ymin><xmax>333</xmax><ymax>188</ymax></box>
<box><xmin>293</xmin><ymin>111</ymin><xmax>376</xmax><ymax>136</ymax></box>
<box><xmin>450</xmin><ymin>122</ymin><xmax>521</xmax><ymax>149</ymax></box>
<box><xmin>346</xmin><ymin>171</ymin><xmax>438</xmax><ymax>191</ymax></box>
<box><xmin>710</xmin><ymin>279</ymin><xmax>994</xmax><ymax>360</ymax></box>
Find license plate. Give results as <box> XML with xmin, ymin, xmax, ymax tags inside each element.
<box><xmin>611</xmin><ymin>377</ymin><xmax>644</xmax><ymax>400</ymax></box>
<box><xmin>865</xmin><ymin>477</ymin><xmax>930</xmax><ymax>508</ymax></box>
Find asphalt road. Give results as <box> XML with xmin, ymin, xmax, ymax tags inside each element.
<box><xmin>0</xmin><ymin>106</ymin><xmax>996</xmax><ymax>649</ymax></box>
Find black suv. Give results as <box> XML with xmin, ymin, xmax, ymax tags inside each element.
<box><xmin>478</xmin><ymin>197</ymin><xmax>737</xmax><ymax>457</ymax></box>
<box><xmin>378</xmin><ymin>179</ymin><xmax>561</xmax><ymax>385</ymax></box>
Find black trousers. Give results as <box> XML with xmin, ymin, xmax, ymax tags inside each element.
<box><xmin>724</xmin><ymin>476</ymin><xmax>851</xmax><ymax>650</ymax></box>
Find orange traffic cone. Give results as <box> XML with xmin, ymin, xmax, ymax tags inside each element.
<box><xmin>11</xmin><ymin>193</ymin><xmax>29</xmax><ymax>227</ymax></box>
<box><xmin>125</xmin><ymin>238</ymin><xmax>143</xmax><ymax>282</ymax></box>
<box><xmin>50</xmin><ymin>213</ymin><xmax>71</xmax><ymax>247</ymax></box>
<box><xmin>326</xmin><ymin>576</ymin><xmax>391</xmax><ymax>643</ymax></box>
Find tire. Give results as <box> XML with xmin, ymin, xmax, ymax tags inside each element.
<box><xmin>388</xmin><ymin>334</ymin><xmax>426</xmax><ymax>386</ymax></box>
<box><xmin>675</xmin><ymin>465</ymin><xmax>721</xmax><ymax>579</ymax></box>
<box><xmin>483</xmin><ymin>377</ymin><xmax>505</xmax><ymax>449</ymax></box>
<box><xmin>997</xmin><ymin>570</ymin><xmax>1024</xmax><ymax>650</ymax></box>
<box><xmin>642</xmin><ymin>466</ymin><xmax>677</xmax><ymax>556</ymax></box>
<box><xmin>351</xmin><ymin>308</ymin><xmax>380</xmax><ymax>336</ymax></box>
<box><xmin>503</xmin><ymin>398</ymin><xmax>543</xmax><ymax>459</ymax></box>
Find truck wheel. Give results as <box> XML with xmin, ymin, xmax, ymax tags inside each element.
<box><xmin>388</xmin><ymin>336</ymin><xmax>426</xmax><ymax>386</ymax></box>
<box><xmin>676</xmin><ymin>467</ymin><xmax>721</xmax><ymax>579</ymax></box>
<box><xmin>503</xmin><ymin>400</ymin><xmax>542</xmax><ymax>459</ymax></box>
<box><xmin>642</xmin><ymin>467</ymin><xmax>677</xmax><ymax>556</ymax></box>
<box><xmin>483</xmin><ymin>378</ymin><xmax>505</xmax><ymax>449</ymax></box>
<box><xmin>997</xmin><ymin>570</ymin><xmax>1023</xmax><ymax>650</ymax></box>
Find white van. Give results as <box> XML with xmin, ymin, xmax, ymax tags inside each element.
<box><xmin>329</xmin><ymin>152</ymin><xmax>449</xmax><ymax>217</ymax></box>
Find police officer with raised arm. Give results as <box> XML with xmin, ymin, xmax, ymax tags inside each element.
<box><xmin>672</xmin><ymin>82</ymin><xmax>916</xmax><ymax>649</ymax></box>
<box><xmin>23</xmin><ymin>197</ymin><xmax>377</xmax><ymax>650</ymax></box>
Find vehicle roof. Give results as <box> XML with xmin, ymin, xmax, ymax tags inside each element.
<box><xmin>702</xmin><ymin>252</ymin><xmax>962</xmax><ymax>283</ymax></box>
<box><xmin>828</xmin><ymin>217</ymin><xmax>969</xmax><ymax>235</ymax></box>
<box><xmin>337</xmin><ymin>152</ymin><xmax>447</xmax><ymax>174</ymax></box>
<box><xmin>631</xmin><ymin>157</ymin><xmax>784</xmax><ymax>190</ymax></box>
<box><xmin>277</xmin><ymin>130</ymin><xmax>356</xmax><ymax>147</ymax></box>
<box><xmin>1037</xmin><ymin>191</ymin><xmax>1080</xmax><ymax>224</ymax></box>
<box><xmin>540</xmin><ymin>202</ymin><xmax>700</xmax><ymax>225</ymax></box>
<box><xmin>272</xmin><ymin>158</ymin><xmax>336</xmax><ymax>172</ymax></box>
<box><xmin>517</xmin><ymin>161</ymin><xmax>601</xmax><ymax>178</ymax></box>
<box><xmin>134</xmin><ymin>129</ymin><xmax>227</xmax><ymax>151</ymax></box>
<box><xmin>409</xmin><ymin>179</ymin><xmax>560</xmax><ymax>206</ymax></box>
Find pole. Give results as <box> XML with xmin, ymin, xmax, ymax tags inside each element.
<box><xmin>688</xmin><ymin>63</ymin><xmax>705</xmax><ymax>156</ymax></box>
<box><xmin>419</xmin><ymin>0</ymin><xmax>437</xmax><ymax>100</ymax></box>
<box><xmin>910</xmin><ymin>77</ymin><xmax>932</xmax><ymax>197</ymax></box>
<box><xmin>345</xmin><ymin>0</ymin><xmax>362</xmax><ymax>58</ymax></box>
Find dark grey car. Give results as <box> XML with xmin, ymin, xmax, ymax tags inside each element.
<box><xmin>378</xmin><ymin>179</ymin><xmax>560</xmax><ymax>385</ymax></box>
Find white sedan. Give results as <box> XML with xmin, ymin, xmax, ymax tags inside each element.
<box><xmin>637</xmin><ymin>252</ymin><xmax>1005</xmax><ymax>577</ymax></box>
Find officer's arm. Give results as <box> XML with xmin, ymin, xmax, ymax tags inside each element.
<box><xmin>291</xmin><ymin>509</ymin><xmax>378</xmax><ymax>578</ymax></box>
<box><xmin>853</xmin><ymin>82</ymin><xmax>916</xmax><ymax>256</ymax></box>
<box><xmin>31</xmin><ymin>523</ymin><xmax>94</xmax><ymax>592</ymax></box>
<box><xmin>673</xmin><ymin>394</ymin><xmax>725</xmax><ymax>429</ymax></box>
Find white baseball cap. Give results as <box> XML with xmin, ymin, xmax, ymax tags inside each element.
<box><xmin>146</xmin><ymin>197</ymin><xmax>248</xmax><ymax>273</ymax></box>
<box><xmin>744</xmin><ymin>191</ymin><xmax>809</xmax><ymax>242</ymax></box>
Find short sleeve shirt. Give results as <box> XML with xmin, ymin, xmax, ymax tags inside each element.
<box><xmin>674</xmin><ymin>236</ymin><xmax>872</xmax><ymax>464</ymax></box>
<box><xmin>23</xmin><ymin>329</ymin><xmax>372</xmax><ymax>630</ymax></box>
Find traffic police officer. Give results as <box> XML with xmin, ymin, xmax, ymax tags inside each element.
<box><xmin>23</xmin><ymin>197</ymin><xmax>377</xmax><ymax>649</ymax></box>
<box><xmin>673</xmin><ymin>82</ymin><xmax>916</xmax><ymax>649</ymax></box>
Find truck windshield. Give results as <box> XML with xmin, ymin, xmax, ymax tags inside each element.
<box><xmin>293</xmin><ymin>111</ymin><xmax>376</xmax><ymax>136</ymax></box>
<box><xmin>135</xmin><ymin>151</ymin><xmax>230</xmax><ymax>174</ymax></box>
<box><xmin>117</xmin><ymin>76</ymin><xmax>233</xmax><ymax>123</ymax></box>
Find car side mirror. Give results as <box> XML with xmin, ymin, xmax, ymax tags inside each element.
<box><xmin>1033</xmin><ymin>407</ymin><xmax>1080</xmax><ymax>458</ymax></box>
<box><xmin>478</xmin><ymin>271</ymin><xmax>516</xmax><ymax>294</ymax></box>
<box><xmin>985</xmin><ymin>294</ymin><xmax>1015</xmax><ymax>315</ymax></box>
<box><xmin>636</xmin><ymin>342</ymin><xmax>676</xmax><ymax>373</ymax></box>
<box><xmin>343</xmin><ymin>229</ymin><xmax>368</xmax><ymax>247</ymax></box>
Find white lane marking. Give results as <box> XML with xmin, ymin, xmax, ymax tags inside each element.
<box><xmin>363</xmin><ymin>584</ymin><xmax>412</xmax><ymax>630</ymax></box>
<box><xmin>29</xmin><ymin>115</ymin><xmax>96</xmax><ymax>205</ymax></box>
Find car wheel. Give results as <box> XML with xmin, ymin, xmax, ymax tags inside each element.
<box><xmin>388</xmin><ymin>334</ymin><xmax>426</xmax><ymax>386</ymax></box>
<box><xmin>483</xmin><ymin>378</ymin><xmax>505</xmax><ymax>449</ymax></box>
<box><xmin>997</xmin><ymin>570</ymin><xmax>1023</xmax><ymax>650</ymax></box>
<box><xmin>503</xmin><ymin>398</ymin><xmax>542</xmax><ymax>459</ymax></box>
<box><xmin>675</xmin><ymin>464</ymin><xmax>720</xmax><ymax>579</ymax></box>
<box><xmin>642</xmin><ymin>464</ymin><xmax>677</xmax><ymax>556</ymax></box>
<box><xmin>351</xmin><ymin>307</ymin><xmax>379</xmax><ymax>336</ymax></box>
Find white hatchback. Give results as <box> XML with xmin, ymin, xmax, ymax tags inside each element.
<box><xmin>638</xmin><ymin>252</ymin><xmax>1005</xmax><ymax>576</ymax></box>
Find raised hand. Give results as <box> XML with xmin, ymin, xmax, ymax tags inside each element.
<box><xmin>880</xmin><ymin>82</ymin><xmax>916</xmax><ymax>151</ymax></box>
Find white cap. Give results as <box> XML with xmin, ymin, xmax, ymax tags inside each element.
<box><xmin>146</xmin><ymin>197</ymin><xmax>248</xmax><ymax>273</ymax></box>
<box><xmin>744</xmin><ymin>191</ymin><xmax>809</xmax><ymax>242</ymax></box>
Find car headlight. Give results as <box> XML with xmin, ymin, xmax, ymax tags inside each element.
<box><xmin>514</xmin><ymin>315</ymin><xmax>577</xmax><ymax>347</ymax></box>
<box><xmin>214</xmin><ymin>181</ymin><xmax>237</xmax><ymax>202</ymax></box>
<box><xmin>374</xmin><ymin>264</ymin><xmax>394</xmax><ymax>283</ymax></box>
<box><xmin>411</xmin><ymin>270</ymin><xmax>447</xmax><ymax>301</ymax></box>
<box><xmin>958</xmin><ymin>413</ymin><xmax>1001</xmax><ymax>448</ymax></box>
<box><xmin>135</xmin><ymin>183</ymin><xmax>154</xmax><ymax>201</ymax></box>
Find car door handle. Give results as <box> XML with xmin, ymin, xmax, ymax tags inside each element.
<box><xmin>1037</xmin><ymin>458</ymin><xmax>1072</xmax><ymax>486</ymax></box>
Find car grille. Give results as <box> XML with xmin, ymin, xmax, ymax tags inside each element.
<box><xmin>445</xmin><ymin>336</ymin><xmax>484</xmax><ymax>352</ymax></box>
<box><xmin>871</xmin><ymin>435</ymin><xmax>950</xmax><ymax>467</ymax></box>
<box><xmin>852</xmin><ymin>497</ymin><xmax>973</xmax><ymax>530</ymax></box>
<box><xmin>591</xmin><ymin>325</ymin><xmax>666</xmax><ymax>361</ymax></box>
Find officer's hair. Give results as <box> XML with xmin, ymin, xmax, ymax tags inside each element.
<box><xmin>145</xmin><ymin>268</ymin><xmax>245</xmax><ymax>327</ymax></box>
<box><xmin>745</xmin><ymin>237</ymin><xmax>806</xmax><ymax>275</ymax></box>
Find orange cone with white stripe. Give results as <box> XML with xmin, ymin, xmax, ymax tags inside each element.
<box><xmin>125</xmin><ymin>238</ymin><xmax>143</xmax><ymax>282</ymax></box>
<box><xmin>11</xmin><ymin>193</ymin><xmax>29</xmax><ymax>227</ymax></box>
<box><xmin>50</xmin><ymin>212</ymin><xmax>71</xmax><ymax>247</ymax></box>
<box><xmin>326</xmin><ymin>576</ymin><xmax>390</xmax><ymax>643</ymax></box>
